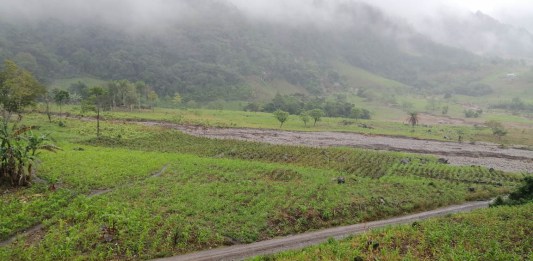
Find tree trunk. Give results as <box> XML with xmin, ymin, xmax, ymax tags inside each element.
<box><xmin>96</xmin><ymin>107</ymin><xmax>100</xmax><ymax>137</ymax></box>
<box><xmin>45</xmin><ymin>99</ymin><xmax>52</xmax><ymax>123</ymax></box>
<box><xmin>112</xmin><ymin>94</ymin><xmax>116</xmax><ymax>111</ymax></box>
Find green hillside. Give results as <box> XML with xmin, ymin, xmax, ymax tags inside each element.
<box><xmin>0</xmin><ymin>0</ymin><xmax>505</xmax><ymax>104</ymax></box>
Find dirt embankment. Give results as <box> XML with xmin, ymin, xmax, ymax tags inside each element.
<box><xmin>143</xmin><ymin>122</ymin><xmax>533</xmax><ymax>173</ymax></box>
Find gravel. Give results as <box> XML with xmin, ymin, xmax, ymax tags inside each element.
<box><xmin>154</xmin><ymin>124</ymin><xmax>533</xmax><ymax>173</ymax></box>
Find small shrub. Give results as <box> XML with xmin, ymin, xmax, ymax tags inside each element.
<box><xmin>491</xmin><ymin>177</ymin><xmax>533</xmax><ymax>206</ymax></box>
<box><xmin>464</xmin><ymin>109</ymin><xmax>482</xmax><ymax>118</ymax></box>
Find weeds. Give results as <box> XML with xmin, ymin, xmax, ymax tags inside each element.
<box><xmin>0</xmin><ymin>114</ymin><xmax>524</xmax><ymax>260</ymax></box>
<box><xmin>257</xmin><ymin>203</ymin><xmax>533</xmax><ymax>260</ymax></box>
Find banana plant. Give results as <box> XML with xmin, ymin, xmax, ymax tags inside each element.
<box><xmin>0</xmin><ymin>122</ymin><xmax>60</xmax><ymax>186</ymax></box>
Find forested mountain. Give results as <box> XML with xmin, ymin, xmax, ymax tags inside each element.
<box><xmin>0</xmin><ymin>0</ymin><xmax>516</xmax><ymax>102</ymax></box>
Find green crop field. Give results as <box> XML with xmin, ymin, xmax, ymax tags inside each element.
<box><xmin>258</xmin><ymin>203</ymin><xmax>533</xmax><ymax>261</ymax></box>
<box><xmin>0</xmin><ymin>114</ymin><xmax>525</xmax><ymax>260</ymax></box>
<box><xmin>2</xmin><ymin>2</ymin><xmax>533</xmax><ymax>260</ymax></box>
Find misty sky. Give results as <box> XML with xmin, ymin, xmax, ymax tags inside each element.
<box><xmin>229</xmin><ymin>0</ymin><xmax>533</xmax><ymax>32</ymax></box>
<box><xmin>0</xmin><ymin>0</ymin><xmax>532</xmax><ymax>32</ymax></box>
<box><xmin>365</xmin><ymin>0</ymin><xmax>533</xmax><ymax>31</ymax></box>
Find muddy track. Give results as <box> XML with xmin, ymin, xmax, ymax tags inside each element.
<box><xmin>155</xmin><ymin>200</ymin><xmax>491</xmax><ymax>261</ymax></box>
<box><xmin>141</xmin><ymin>123</ymin><xmax>533</xmax><ymax>173</ymax></box>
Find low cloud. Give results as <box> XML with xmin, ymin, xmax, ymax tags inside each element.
<box><xmin>0</xmin><ymin>0</ymin><xmax>531</xmax><ymax>33</ymax></box>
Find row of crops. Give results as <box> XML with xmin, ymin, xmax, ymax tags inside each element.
<box><xmin>87</xmin><ymin>129</ymin><xmax>524</xmax><ymax>187</ymax></box>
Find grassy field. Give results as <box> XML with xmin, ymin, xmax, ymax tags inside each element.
<box><xmin>257</xmin><ymin>203</ymin><xmax>533</xmax><ymax>260</ymax></box>
<box><xmin>0</xmin><ymin>114</ymin><xmax>524</xmax><ymax>260</ymax></box>
<box><xmin>47</xmin><ymin>104</ymin><xmax>533</xmax><ymax>147</ymax></box>
<box><xmin>41</xmin><ymin>67</ymin><xmax>533</xmax><ymax>149</ymax></box>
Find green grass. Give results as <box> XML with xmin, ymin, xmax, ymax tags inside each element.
<box><xmin>58</xmin><ymin>105</ymin><xmax>532</xmax><ymax>147</ymax></box>
<box><xmin>0</xmin><ymin>114</ymin><xmax>525</xmax><ymax>260</ymax></box>
<box><xmin>335</xmin><ymin>62</ymin><xmax>409</xmax><ymax>92</ymax></box>
<box><xmin>257</xmin><ymin>203</ymin><xmax>533</xmax><ymax>261</ymax></box>
<box><xmin>63</xmin><ymin>105</ymin><xmax>434</xmax><ymax>133</ymax></box>
<box><xmin>0</xmin><ymin>184</ymin><xmax>75</xmax><ymax>241</ymax></box>
<box><xmin>40</xmin><ymin>94</ymin><xmax>533</xmax><ymax>147</ymax></box>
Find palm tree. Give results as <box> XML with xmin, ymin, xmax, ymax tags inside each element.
<box><xmin>407</xmin><ymin>112</ymin><xmax>419</xmax><ymax>127</ymax></box>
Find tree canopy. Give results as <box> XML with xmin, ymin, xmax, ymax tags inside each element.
<box><xmin>0</xmin><ymin>60</ymin><xmax>45</xmax><ymax>114</ymax></box>
<box><xmin>273</xmin><ymin>109</ymin><xmax>289</xmax><ymax>128</ymax></box>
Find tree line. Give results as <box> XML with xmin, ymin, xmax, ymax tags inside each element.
<box><xmin>63</xmin><ymin>80</ymin><xmax>160</xmax><ymax>111</ymax></box>
<box><xmin>246</xmin><ymin>93</ymin><xmax>371</xmax><ymax>120</ymax></box>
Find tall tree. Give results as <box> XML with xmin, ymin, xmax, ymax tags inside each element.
<box><xmin>309</xmin><ymin>109</ymin><xmax>325</xmax><ymax>126</ymax></box>
<box><xmin>299</xmin><ymin>111</ymin><xmax>310</xmax><ymax>127</ymax></box>
<box><xmin>82</xmin><ymin>87</ymin><xmax>107</xmax><ymax>137</ymax></box>
<box><xmin>44</xmin><ymin>91</ymin><xmax>52</xmax><ymax>123</ymax></box>
<box><xmin>0</xmin><ymin>60</ymin><xmax>45</xmax><ymax>120</ymax></box>
<box><xmin>173</xmin><ymin>92</ymin><xmax>182</xmax><ymax>108</ymax></box>
<box><xmin>53</xmin><ymin>89</ymin><xmax>70</xmax><ymax>116</ymax></box>
<box><xmin>147</xmin><ymin>90</ymin><xmax>159</xmax><ymax>111</ymax></box>
<box><xmin>273</xmin><ymin>109</ymin><xmax>289</xmax><ymax>128</ymax></box>
<box><xmin>135</xmin><ymin>81</ymin><xmax>148</xmax><ymax>108</ymax></box>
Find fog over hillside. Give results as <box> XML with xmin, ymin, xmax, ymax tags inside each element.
<box><xmin>2</xmin><ymin>0</ymin><xmax>532</xmax><ymax>31</ymax></box>
<box><xmin>0</xmin><ymin>0</ymin><xmax>530</xmax><ymax>102</ymax></box>
<box><xmin>1</xmin><ymin>0</ymin><xmax>531</xmax><ymax>59</ymax></box>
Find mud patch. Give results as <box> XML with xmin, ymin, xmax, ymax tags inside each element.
<box><xmin>141</xmin><ymin>122</ymin><xmax>533</xmax><ymax>173</ymax></box>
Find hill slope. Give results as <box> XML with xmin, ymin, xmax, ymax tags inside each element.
<box><xmin>0</xmin><ymin>1</ymin><xmax>518</xmax><ymax>102</ymax></box>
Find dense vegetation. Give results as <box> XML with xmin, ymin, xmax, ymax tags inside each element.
<box><xmin>0</xmin><ymin>1</ymin><xmax>501</xmax><ymax>103</ymax></box>
<box><xmin>492</xmin><ymin>176</ymin><xmax>533</xmax><ymax>206</ymax></box>
<box><xmin>259</xmin><ymin>93</ymin><xmax>371</xmax><ymax>119</ymax></box>
<box><xmin>0</xmin><ymin>114</ymin><xmax>522</xmax><ymax>260</ymax></box>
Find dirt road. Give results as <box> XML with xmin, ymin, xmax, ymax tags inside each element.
<box><xmin>155</xmin><ymin>200</ymin><xmax>490</xmax><ymax>261</ymax></box>
<box><xmin>144</xmin><ymin>123</ymin><xmax>533</xmax><ymax>173</ymax></box>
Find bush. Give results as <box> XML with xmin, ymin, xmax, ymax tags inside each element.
<box><xmin>485</xmin><ymin>120</ymin><xmax>507</xmax><ymax>140</ymax></box>
<box><xmin>351</xmin><ymin>108</ymin><xmax>371</xmax><ymax>120</ymax></box>
<box><xmin>491</xmin><ymin>177</ymin><xmax>533</xmax><ymax>207</ymax></box>
<box><xmin>243</xmin><ymin>102</ymin><xmax>261</xmax><ymax>112</ymax></box>
<box><xmin>464</xmin><ymin>109</ymin><xmax>482</xmax><ymax>118</ymax></box>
